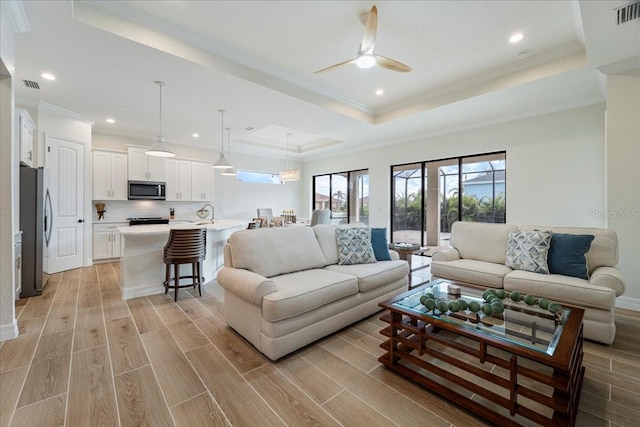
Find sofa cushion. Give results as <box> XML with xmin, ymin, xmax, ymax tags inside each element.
<box><xmin>371</xmin><ymin>228</ymin><xmax>392</xmax><ymax>261</ymax></box>
<box><xmin>505</xmin><ymin>230</ymin><xmax>552</xmax><ymax>274</ymax></box>
<box><xmin>336</xmin><ymin>227</ymin><xmax>377</xmax><ymax>265</ymax></box>
<box><xmin>504</xmin><ymin>270</ymin><xmax>616</xmax><ymax>310</ymax></box>
<box><xmin>325</xmin><ymin>260</ymin><xmax>409</xmax><ymax>292</ymax></box>
<box><xmin>521</xmin><ymin>226</ymin><xmax>618</xmax><ymax>273</ymax></box>
<box><xmin>229</xmin><ymin>226</ymin><xmax>327</xmax><ymax>277</ymax></box>
<box><xmin>262</xmin><ymin>269</ymin><xmax>358</xmax><ymax>322</ymax></box>
<box><xmin>547</xmin><ymin>233</ymin><xmax>594</xmax><ymax>280</ymax></box>
<box><xmin>431</xmin><ymin>259</ymin><xmax>512</xmax><ymax>288</ymax></box>
<box><xmin>450</xmin><ymin>222</ymin><xmax>520</xmax><ymax>264</ymax></box>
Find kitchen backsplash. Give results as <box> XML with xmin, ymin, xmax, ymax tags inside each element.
<box><xmin>92</xmin><ymin>200</ymin><xmax>214</xmax><ymax>222</ymax></box>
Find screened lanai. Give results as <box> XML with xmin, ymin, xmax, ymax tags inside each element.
<box><xmin>391</xmin><ymin>152</ymin><xmax>506</xmax><ymax>248</ymax></box>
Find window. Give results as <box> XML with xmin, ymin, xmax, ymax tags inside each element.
<box><xmin>391</xmin><ymin>152</ymin><xmax>506</xmax><ymax>246</ymax></box>
<box><xmin>236</xmin><ymin>170</ymin><xmax>282</xmax><ymax>184</ymax></box>
<box><xmin>313</xmin><ymin>169</ymin><xmax>369</xmax><ymax>224</ymax></box>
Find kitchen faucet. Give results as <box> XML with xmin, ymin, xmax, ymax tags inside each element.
<box><xmin>197</xmin><ymin>203</ymin><xmax>215</xmax><ymax>223</ymax></box>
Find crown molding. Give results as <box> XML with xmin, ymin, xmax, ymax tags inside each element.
<box><xmin>38</xmin><ymin>101</ymin><xmax>94</xmax><ymax>124</ymax></box>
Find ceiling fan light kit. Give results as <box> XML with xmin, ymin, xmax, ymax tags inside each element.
<box><xmin>315</xmin><ymin>5</ymin><xmax>411</xmax><ymax>74</ymax></box>
<box><xmin>146</xmin><ymin>81</ymin><xmax>176</xmax><ymax>157</ymax></box>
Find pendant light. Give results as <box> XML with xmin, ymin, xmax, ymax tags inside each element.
<box><xmin>221</xmin><ymin>127</ymin><xmax>236</xmax><ymax>176</ymax></box>
<box><xmin>212</xmin><ymin>109</ymin><xmax>232</xmax><ymax>169</ymax></box>
<box><xmin>146</xmin><ymin>81</ymin><xmax>175</xmax><ymax>157</ymax></box>
<box><xmin>279</xmin><ymin>133</ymin><xmax>300</xmax><ymax>182</ymax></box>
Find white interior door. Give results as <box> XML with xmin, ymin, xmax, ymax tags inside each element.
<box><xmin>47</xmin><ymin>136</ymin><xmax>84</xmax><ymax>273</ymax></box>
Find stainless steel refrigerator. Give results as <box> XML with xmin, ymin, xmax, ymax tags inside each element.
<box><xmin>20</xmin><ymin>166</ymin><xmax>51</xmax><ymax>297</ymax></box>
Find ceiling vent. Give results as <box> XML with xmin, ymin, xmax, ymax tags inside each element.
<box><xmin>23</xmin><ymin>79</ymin><xmax>40</xmax><ymax>90</ymax></box>
<box><xmin>616</xmin><ymin>1</ymin><xmax>640</xmax><ymax>25</ymax></box>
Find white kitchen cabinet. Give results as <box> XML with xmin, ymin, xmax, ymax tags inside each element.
<box><xmin>127</xmin><ymin>146</ymin><xmax>166</xmax><ymax>181</ymax></box>
<box><xmin>191</xmin><ymin>161</ymin><xmax>214</xmax><ymax>201</ymax></box>
<box><xmin>93</xmin><ymin>222</ymin><xmax>127</xmax><ymax>261</ymax></box>
<box><xmin>17</xmin><ymin>109</ymin><xmax>36</xmax><ymax>167</ymax></box>
<box><xmin>93</xmin><ymin>150</ymin><xmax>127</xmax><ymax>200</ymax></box>
<box><xmin>165</xmin><ymin>159</ymin><xmax>192</xmax><ymax>201</ymax></box>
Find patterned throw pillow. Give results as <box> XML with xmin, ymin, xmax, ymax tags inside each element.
<box><xmin>505</xmin><ymin>230</ymin><xmax>552</xmax><ymax>274</ymax></box>
<box><xmin>336</xmin><ymin>227</ymin><xmax>377</xmax><ymax>265</ymax></box>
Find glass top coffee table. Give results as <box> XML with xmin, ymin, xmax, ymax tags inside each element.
<box><xmin>379</xmin><ymin>279</ymin><xmax>585</xmax><ymax>426</ymax></box>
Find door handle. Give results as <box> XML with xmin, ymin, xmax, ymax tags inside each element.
<box><xmin>78</xmin><ymin>219</ymin><xmax>84</xmax><ymax>223</ymax></box>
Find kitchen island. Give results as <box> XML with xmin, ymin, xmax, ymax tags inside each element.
<box><xmin>117</xmin><ymin>219</ymin><xmax>247</xmax><ymax>299</ymax></box>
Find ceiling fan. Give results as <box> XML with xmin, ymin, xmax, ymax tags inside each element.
<box><xmin>315</xmin><ymin>5</ymin><xmax>411</xmax><ymax>74</ymax></box>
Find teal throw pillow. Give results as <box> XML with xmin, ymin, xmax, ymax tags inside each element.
<box><xmin>548</xmin><ymin>233</ymin><xmax>594</xmax><ymax>280</ymax></box>
<box><xmin>371</xmin><ymin>228</ymin><xmax>392</xmax><ymax>261</ymax></box>
<box><xmin>336</xmin><ymin>227</ymin><xmax>377</xmax><ymax>265</ymax></box>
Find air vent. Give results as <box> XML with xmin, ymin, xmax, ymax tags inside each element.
<box><xmin>23</xmin><ymin>80</ymin><xmax>40</xmax><ymax>90</ymax></box>
<box><xmin>616</xmin><ymin>1</ymin><xmax>640</xmax><ymax>25</ymax></box>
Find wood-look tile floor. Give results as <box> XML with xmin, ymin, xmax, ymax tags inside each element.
<box><xmin>1</xmin><ymin>262</ymin><xmax>639</xmax><ymax>426</ymax></box>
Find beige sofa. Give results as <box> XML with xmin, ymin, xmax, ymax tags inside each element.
<box><xmin>431</xmin><ymin>221</ymin><xmax>626</xmax><ymax>344</ymax></box>
<box><xmin>217</xmin><ymin>224</ymin><xmax>409</xmax><ymax>360</ymax></box>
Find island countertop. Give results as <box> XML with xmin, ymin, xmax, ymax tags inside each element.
<box><xmin>116</xmin><ymin>219</ymin><xmax>247</xmax><ymax>299</ymax></box>
<box><xmin>117</xmin><ymin>219</ymin><xmax>248</xmax><ymax>235</ymax></box>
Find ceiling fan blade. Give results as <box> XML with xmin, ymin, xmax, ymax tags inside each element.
<box><xmin>358</xmin><ymin>5</ymin><xmax>378</xmax><ymax>55</ymax></box>
<box><xmin>374</xmin><ymin>54</ymin><xmax>412</xmax><ymax>72</ymax></box>
<box><xmin>314</xmin><ymin>58</ymin><xmax>356</xmax><ymax>74</ymax></box>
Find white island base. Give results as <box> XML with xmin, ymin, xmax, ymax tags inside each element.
<box><xmin>117</xmin><ymin>219</ymin><xmax>247</xmax><ymax>300</ymax></box>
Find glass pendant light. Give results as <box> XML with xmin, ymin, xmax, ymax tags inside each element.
<box><xmin>212</xmin><ymin>110</ymin><xmax>232</xmax><ymax>169</ymax></box>
<box><xmin>221</xmin><ymin>128</ymin><xmax>236</xmax><ymax>176</ymax></box>
<box><xmin>279</xmin><ymin>133</ymin><xmax>300</xmax><ymax>182</ymax></box>
<box><xmin>146</xmin><ymin>81</ymin><xmax>175</xmax><ymax>157</ymax></box>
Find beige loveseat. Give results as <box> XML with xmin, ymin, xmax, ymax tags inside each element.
<box><xmin>431</xmin><ymin>221</ymin><xmax>626</xmax><ymax>344</ymax></box>
<box><xmin>217</xmin><ymin>224</ymin><xmax>409</xmax><ymax>360</ymax></box>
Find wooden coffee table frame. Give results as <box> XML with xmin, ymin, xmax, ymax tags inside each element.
<box><xmin>379</xmin><ymin>285</ymin><xmax>585</xmax><ymax>427</ymax></box>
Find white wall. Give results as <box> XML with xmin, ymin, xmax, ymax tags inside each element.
<box><xmin>305</xmin><ymin>103</ymin><xmax>607</xmax><ymax>230</ymax></box>
<box><xmin>92</xmin><ymin>133</ymin><xmax>304</xmax><ymax>222</ymax></box>
<box><xmin>606</xmin><ymin>72</ymin><xmax>640</xmax><ymax>305</ymax></box>
<box><xmin>0</xmin><ymin>1</ymin><xmax>18</xmax><ymax>340</ymax></box>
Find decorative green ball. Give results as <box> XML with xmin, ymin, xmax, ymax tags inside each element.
<box><xmin>449</xmin><ymin>301</ymin><xmax>460</xmax><ymax>312</ymax></box>
<box><xmin>420</xmin><ymin>295</ymin><xmax>428</xmax><ymax>305</ymax></box>
<box><xmin>495</xmin><ymin>289</ymin><xmax>507</xmax><ymax>299</ymax></box>
<box><xmin>482</xmin><ymin>290</ymin><xmax>496</xmax><ymax>301</ymax></box>
<box><xmin>424</xmin><ymin>298</ymin><xmax>437</xmax><ymax>310</ymax></box>
<box><xmin>437</xmin><ymin>301</ymin><xmax>449</xmax><ymax>313</ymax></box>
<box><xmin>457</xmin><ymin>300</ymin><xmax>468</xmax><ymax>310</ymax></box>
<box><xmin>491</xmin><ymin>301</ymin><xmax>505</xmax><ymax>314</ymax></box>
<box><xmin>537</xmin><ymin>298</ymin><xmax>550</xmax><ymax>309</ymax></box>
<box><xmin>547</xmin><ymin>302</ymin><xmax>563</xmax><ymax>314</ymax></box>
<box><xmin>481</xmin><ymin>304</ymin><xmax>494</xmax><ymax>316</ymax></box>
<box><xmin>425</xmin><ymin>293</ymin><xmax>435</xmax><ymax>300</ymax></box>
<box><xmin>523</xmin><ymin>294</ymin><xmax>537</xmax><ymax>305</ymax></box>
<box><xmin>510</xmin><ymin>291</ymin><xmax>522</xmax><ymax>302</ymax></box>
<box><xmin>468</xmin><ymin>301</ymin><xmax>481</xmax><ymax>313</ymax></box>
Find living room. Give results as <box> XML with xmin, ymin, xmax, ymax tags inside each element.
<box><xmin>1</xmin><ymin>1</ymin><xmax>639</xmax><ymax>426</ymax></box>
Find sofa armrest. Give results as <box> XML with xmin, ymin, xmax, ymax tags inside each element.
<box><xmin>590</xmin><ymin>266</ymin><xmax>626</xmax><ymax>297</ymax></box>
<box><xmin>388</xmin><ymin>249</ymin><xmax>400</xmax><ymax>261</ymax></box>
<box><xmin>432</xmin><ymin>248</ymin><xmax>461</xmax><ymax>262</ymax></box>
<box><xmin>217</xmin><ymin>267</ymin><xmax>277</xmax><ymax>306</ymax></box>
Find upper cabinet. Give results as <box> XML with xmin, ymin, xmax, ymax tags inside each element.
<box><xmin>93</xmin><ymin>150</ymin><xmax>127</xmax><ymax>200</ymax></box>
<box><xmin>191</xmin><ymin>161</ymin><xmax>214</xmax><ymax>201</ymax></box>
<box><xmin>127</xmin><ymin>147</ymin><xmax>166</xmax><ymax>181</ymax></box>
<box><xmin>165</xmin><ymin>159</ymin><xmax>192</xmax><ymax>201</ymax></box>
<box><xmin>16</xmin><ymin>109</ymin><xmax>36</xmax><ymax>167</ymax></box>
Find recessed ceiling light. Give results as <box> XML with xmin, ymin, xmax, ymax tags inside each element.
<box><xmin>41</xmin><ymin>72</ymin><xmax>56</xmax><ymax>81</ymax></box>
<box><xmin>375</xmin><ymin>89</ymin><xmax>384</xmax><ymax>96</ymax></box>
<box><xmin>509</xmin><ymin>33</ymin><xmax>524</xmax><ymax>43</ymax></box>
<box><xmin>192</xmin><ymin>133</ymin><xmax>199</xmax><ymax>138</ymax></box>
<box><xmin>106</xmin><ymin>118</ymin><xmax>115</xmax><ymax>123</ymax></box>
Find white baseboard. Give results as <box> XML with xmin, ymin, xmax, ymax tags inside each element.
<box><xmin>616</xmin><ymin>296</ymin><xmax>640</xmax><ymax>312</ymax></box>
<box><xmin>0</xmin><ymin>319</ymin><xmax>19</xmax><ymax>341</ymax></box>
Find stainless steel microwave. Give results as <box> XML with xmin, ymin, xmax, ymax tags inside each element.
<box><xmin>128</xmin><ymin>181</ymin><xmax>166</xmax><ymax>200</ymax></box>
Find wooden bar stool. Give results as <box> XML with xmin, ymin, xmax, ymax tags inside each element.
<box><xmin>163</xmin><ymin>228</ymin><xmax>206</xmax><ymax>301</ymax></box>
